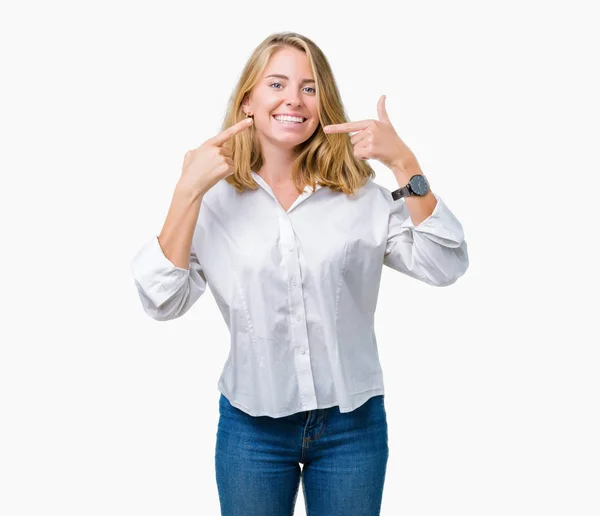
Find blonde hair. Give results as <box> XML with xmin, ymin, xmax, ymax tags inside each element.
<box><xmin>221</xmin><ymin>31</ymin><xmax>376</xmax><ymax>196</ymax></box>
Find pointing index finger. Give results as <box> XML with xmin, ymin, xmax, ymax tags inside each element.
<box><xmin>211</xmin><ymin>117</ymin><xmax>254</xmax><ymax>146</ymax></box>
<box><xmin>323</xmin><ymin>120</ymin><xmax>370</xmax><ymax>133</ymax></box>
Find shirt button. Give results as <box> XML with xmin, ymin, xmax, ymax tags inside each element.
<box><xmin>292</xmin><ymin>279</ymin><xmax>297</xmax><ymax>286</ymax></box>
<box><xmin>300</xmin><ymin>348</ymin><xmax>306</xmax><ymax>355</ymax></box>
<box><xmin>296</xmin><ymin>315</ymin><xmax>301</xmax><ymax>321</ymax></box>
<box><xmin>287</xmin><ymin>246</ymin><xmax>293</xmax><ymax>252</ymax></box>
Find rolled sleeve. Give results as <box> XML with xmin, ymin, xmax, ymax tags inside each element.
<box><xmin>130</xmin><ymin>236</ymin><xmax>208</xmax><ymax>320</ymax></box>
<box><xmin>384</xmin><ymin>192</ymin><xmax>469</xmax><ymax>286</ymax></box>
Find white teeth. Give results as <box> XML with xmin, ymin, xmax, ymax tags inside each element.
<box><xmin>273</xmin><ymin>115</ymin><xmax>304</xmax><ymax>123</ymax></box>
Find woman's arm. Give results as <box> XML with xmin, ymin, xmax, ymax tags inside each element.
<box><xmin>130</xmin><ymin>181</ymin><xmax>210</xmax><ymax>321</ymax></box>
<box><xmin>158</xmin><ymin>180</ymin><xmax>206</xmax><ymax>269</ymax></box>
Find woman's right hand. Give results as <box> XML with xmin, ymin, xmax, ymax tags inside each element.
<box><xmin>179</xmin><ymin>117</ymin><xmax>254</xmax><ymax>199</ymax></box>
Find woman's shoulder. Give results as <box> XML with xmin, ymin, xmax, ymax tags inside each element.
<box><xmin>352</xmin><ymin>177</ymin><xmax>395</xmax><ymax>205</ymax></box>
<box><xmin>200</xmin><ymin>176</ymin><xmax>238</xmax><ymax>208</ymax></box>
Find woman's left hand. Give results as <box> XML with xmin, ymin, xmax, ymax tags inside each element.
<box><xmin>322</xmin><ymin>95</ymin><xmax>416</xmax><ymax>171</ymax></box>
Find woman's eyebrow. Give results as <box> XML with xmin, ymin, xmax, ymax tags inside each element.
<box><xmin>265</xmin><ymin>74</ymin><xmax>316</xmax><ymax>84</ymax></box>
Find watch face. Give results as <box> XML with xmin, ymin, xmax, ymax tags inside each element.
<box><xmin>410</xmin><ymin>175</ymin><xmax>429</xmax><ymax>195</ymax></box>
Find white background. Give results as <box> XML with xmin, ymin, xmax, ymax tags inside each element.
<box><xmin>1</xmin><ymin>0</ymin><xmax>598</xmax><ymax>514</ymax></box>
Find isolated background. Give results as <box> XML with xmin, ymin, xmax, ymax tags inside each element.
<box><xmin>1</xmin><ymin>0</ymin><xmax>598</xmax><ymax>514</ymax></box>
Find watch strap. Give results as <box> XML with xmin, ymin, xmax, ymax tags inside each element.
<box><xmin>391</xmin><ymin>184</ymin><xmax>412</xmax><ymax>201</ymax></box>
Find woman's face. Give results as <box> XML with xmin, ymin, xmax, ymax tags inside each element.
<box><xmin>243</xmin><ymin>46</ymin><xmax>320</xmax><ymax>149</ymax></box>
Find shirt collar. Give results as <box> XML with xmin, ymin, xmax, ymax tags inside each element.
<box><xmin>251</xmin><ymin>170</ymin><xmax>322</xmax><ymax>213</ymax></box>
<box><xmin>251</xmin><ymin>170</ymin><xmax>322</xmax><ymax>194</ymax></box>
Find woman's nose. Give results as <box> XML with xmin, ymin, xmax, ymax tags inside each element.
<box><xmin>285</xmin><ymin>92</ymin><xmax>302</xmax><ymax>106</ymax></box>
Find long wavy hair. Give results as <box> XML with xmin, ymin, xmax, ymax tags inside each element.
<box><xmin>220</xmin><ymin>31</ymin><xmax>376</xmax><ymax>196</ymax></box>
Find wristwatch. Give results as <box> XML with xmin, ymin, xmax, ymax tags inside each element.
<box><xmin>391</xmin><ymin>174</ymin><xmax>430</xmax><ymax>200</ymax></box>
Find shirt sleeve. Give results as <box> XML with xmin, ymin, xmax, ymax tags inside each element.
<box><xmin>384</xmin><ymin>192</ymin><xmax>469</xmax><ymax>286</ymax></box>
<box><xmin>130</xmin><ymin>235</ymin><xmax>208</xmax><ymax>320</ymax></box>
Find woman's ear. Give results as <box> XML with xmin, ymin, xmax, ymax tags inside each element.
<box><xmin>242</xmin><ymin>95</ymin><xmax>251</xmax><ymax>117</ymax></box>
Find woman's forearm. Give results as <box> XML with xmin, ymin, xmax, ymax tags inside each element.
<box><xmin>157</xmin><ymin>180</ymin><xmax>206</xmax><ymax>269</ymax></box>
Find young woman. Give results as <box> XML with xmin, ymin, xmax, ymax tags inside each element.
<box><xmin>131</xmin><ymin>31</ymin><xmax>469</xmax><ymax>516</ymax></box>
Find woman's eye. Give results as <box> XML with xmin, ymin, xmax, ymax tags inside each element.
<box><xmin>269</xmin><ymin>82</ymin><xmax>316</xmax><ymax>94</ymax></box>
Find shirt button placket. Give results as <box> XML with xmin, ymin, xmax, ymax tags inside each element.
<box><xmin>279</xmin><ymin>214</ymin><xmax>316</xmax><ymax>408</ymax></box>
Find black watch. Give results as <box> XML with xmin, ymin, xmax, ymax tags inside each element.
<box><xmin>391</xmin><ymin>174</ymin><xmax>430</xmax><ymax>200</ymax></box>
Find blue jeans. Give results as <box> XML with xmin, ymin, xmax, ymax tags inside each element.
<box><xmin>215</xmin><ymin>393</ymin><xmax>389</xmax><ymax>515</ymax></box>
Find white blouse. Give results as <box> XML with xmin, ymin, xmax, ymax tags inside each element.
<box><xmin>130</xmin><ymin>171</ymin><xmax>469</xmax><ymax>418</ymax></box>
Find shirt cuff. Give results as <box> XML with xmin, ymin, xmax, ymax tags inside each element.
<box><xmin>130</xmin><ymin>235</ymin><xmax>191</xmax><ymax>308</ymax></box>
<box><xmin>398</xmin><ymin>192</ymin><xmax>465</xmax><ymax>247</ymax></box>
